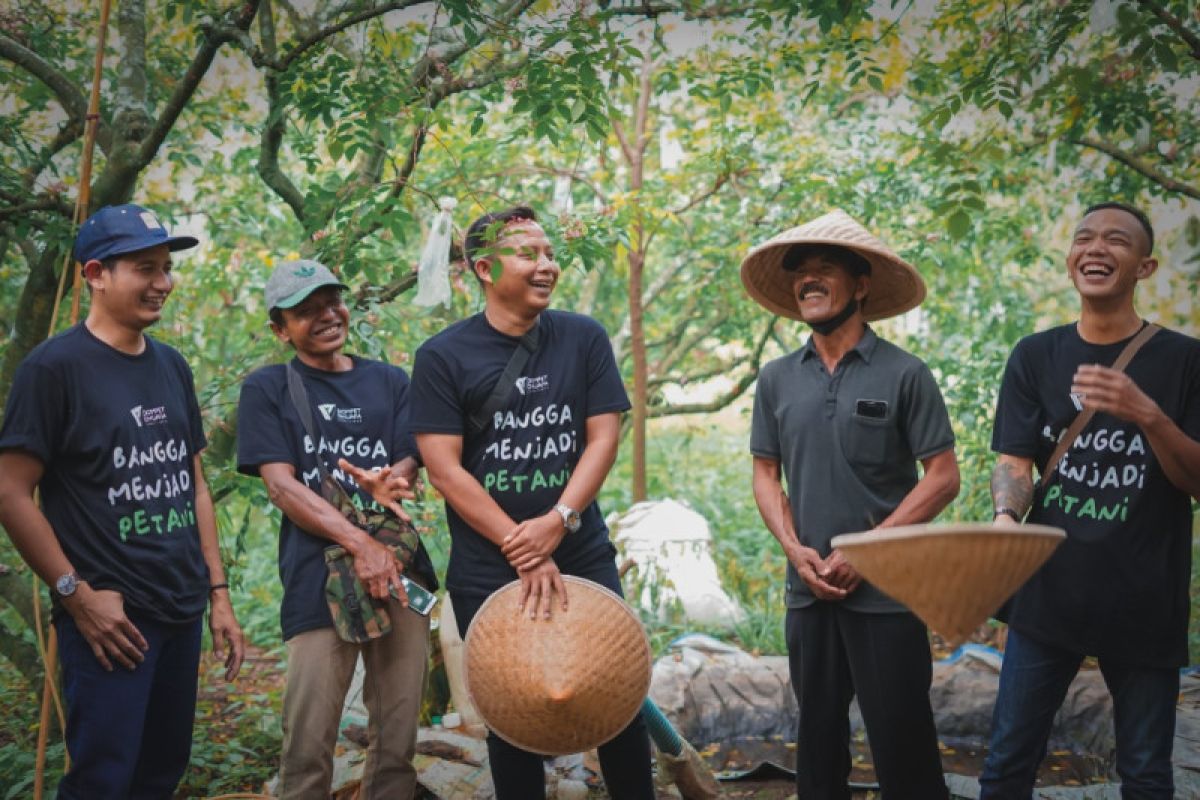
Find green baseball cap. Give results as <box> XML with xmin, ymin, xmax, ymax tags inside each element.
<box><xmin>265</xmin><ymin>259</ymin><xmax>348</xmax><ymax>310</ymax></box>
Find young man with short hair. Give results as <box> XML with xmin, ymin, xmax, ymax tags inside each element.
<box><xmin>0</xmin><ymin>203</ymin><xmax>244</xmax><ymax>799</ymax></box>
<box><xmin>408</xmin><ymin>206</ymin><xmax>655</xmax><ymax>799</ymax></box>
<box><xmin>743</xmin><ymin>210</ymin><xmax>959</xmax><ymax>800</ymax></box>
<box><xmin>982</xmin><ymin>202</ymin><xmax>1200</xmax><ymax>798</ymax></box>
<box><xmin>237</xmin><ymin>259</ymin><xmax>437</xmax><ymax>799</ymax></box>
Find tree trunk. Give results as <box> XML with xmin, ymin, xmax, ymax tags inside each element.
<box><xmin>629</xmin><ymin>247</ymin><xmax>648</xmax><ymax>502</ymax></box>
<box><xmin>0</xmin><ymin>244</ymin><xmax>65</xmax><ymax>410</ymax></box>
<box><xmin>0</xmin><ymin>565</ymin><xmax>50</xmax><ymax>690</ymax></box>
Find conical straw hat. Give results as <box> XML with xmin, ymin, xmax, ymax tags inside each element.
<box><xmin>740</xmin><ymin>209</ymin><xmax>926</xmax><ymax>322</ymax></box>
<box><xmin>830</xmin><ymin>522</ymin><xmax>1065</xmax><ymax>644</ymax></box>
<box><xmin>464</xmin><ymin>576</ymin><xmax>652</xmax><ymax>756</ymax></box>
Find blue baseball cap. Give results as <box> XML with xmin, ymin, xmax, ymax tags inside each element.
<box><xmin>73</xmin><ymin>204</ymin><xmax>199</xmax><ymax>263</ymax></box>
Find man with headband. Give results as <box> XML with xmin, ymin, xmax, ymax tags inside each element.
<box><xmin>743</xmin><ymin>210</ymin><xmax>959</xmax><ymax>799</ymax></box>
<box><xmin>407</xmin><ymin>206</ymin><xmax>654</xmax><ymax>799</ymax></box>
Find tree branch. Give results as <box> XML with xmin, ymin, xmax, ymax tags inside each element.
<box><xmin>256</xmin><ymin>0</ymin><xmax>307</xmax><ymax>223</ymax></box>
<box><xmin>0</xmin><ymin>32</ymin><xmax>87</xmax><ymax>123</ymax></box>
<box><xmin>607</xmin><ymin>2</ymin><xmax>757</xmax><ymax>20</ymax></box>
<box><xmin>1135</xmin><ymin>0</ymin><xmax>1200</xmax><ymax>61</ymax></box>
<box><xmin>134</xmin><ymin>1</ymin><xmax>262</xmax><ymax>172</ymax></box>
<box><xmin>1070</xmin><ymin>136</ymin><xmax>1200</xmax><ymax>200</ymax></box>
<box><xmin>0</xmin><ymin>194</ymin><xmax>73</xmax><ymax>222</ymax></box>
<box><xmin>257</xmin><ymin>0</ymin><xmax>427</xmax><ymax>71</ymax></box>
<box><xmin>647</xmin><ymin>317</ymin><xmax>775</xmax><ymax>418</ymax></box>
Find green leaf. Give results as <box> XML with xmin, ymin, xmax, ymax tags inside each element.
<box><xmin>946</xmin><ymin>209</ymin><xmax>971</xmax><ymax>239</ymax></box>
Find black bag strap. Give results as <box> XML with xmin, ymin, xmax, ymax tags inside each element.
<box><xmin>1039</xmin><ymin>321</ymin><xmax>1161</xmax><ymax>488</ymax></box>
<box><xmin>285</xmin><ymin>361</ymin><xmax>362</xmax><ymax>521</ymax></box>
<box><xmin>468</xmin><ymin>323</ymin><xmax>540</xmax><ymax>435</ymax></box>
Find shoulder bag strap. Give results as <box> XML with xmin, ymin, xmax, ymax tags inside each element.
<box><xmin>285</xmin><ymin>361</ymin><xmax>364</xmax><ymax>522</ymax></box>
<box><xmin>1040</xmin><ymin>322</ymin><xmax>1161</xmax><ymax>488</ymax></box>
<box><xmin>468</xmin><ymin>323</ymin><xmax>540</xmax><ymax>435</ymax></box>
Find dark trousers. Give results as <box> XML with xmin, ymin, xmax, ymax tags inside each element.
<box><xmin>451</xmin><ymin>556</ymin><xmax>655</xmax><ymax>800</ymax></box>
<box><xmin>786</xmin><ymin>603</ymin><xmax>948</xmax><ymax>800</ymax></box>
<box><xmin>55</xmin><ymin>611</ymin><xmax>202</xmax><ymax>800</ymax></box>
<box><xmin>980</xmin><ymin>628</ymin><xmax>1178</xmax><ymax>800</ymax></box>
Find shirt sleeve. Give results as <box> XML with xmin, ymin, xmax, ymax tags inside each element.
<box><xmin>0</xmin><ymin>359</ymin><xmax>64</xmax><ymax>464</ymax></box>
<box><xmin>991</xmin><ymin>337</ymin><xmax>1043</xmax><ymax>457</ymax></box>
<box><xmin>1179</xmin><ymin>337</ymin><xmax>1200</xmax><ymax>442</ymax></box>
<box><xmin>178</xmin><ymin>355</ymin><xmax>208</xmax><ymax>454</ymax></box>
<box><xmin>407</xmin><ymin>345</ymin><xmax>465</xmax><ymax>435</ymax></box>
<box><xmin>901</xmin><ymin>362</ymin><xmax>955</xmax><ymax>461</ymax></box>
<box><xmin>236</xmin><ymin>372</ymin><xmax>295</xmax><ymax>476</ymax></box>
<box><xmin>389</xmin><ymin>366</ymin><xmax>419</xmax><ymax>462</ymax></box>
<box><xmin>584</xmin><ymin>322</ymin><xmax>631</xmax><ymax>417</ymax></box>
<box><xmin>749</xmin><ymin>365</ymin><xmax>782</xmax><ymax>460</ymax></box>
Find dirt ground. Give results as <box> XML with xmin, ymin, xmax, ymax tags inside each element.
<box><xmin>194</xmin><ymin>629</ymin><xmax>1108</xmax><ymax>800</ymax></box>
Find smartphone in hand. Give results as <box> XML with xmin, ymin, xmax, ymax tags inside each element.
<box><xmin>390</xmin><ymin>574</ymin><xmax>438</xmax><ymax>616</ymax></box>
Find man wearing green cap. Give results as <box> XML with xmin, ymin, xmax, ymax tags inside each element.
<box><xmin>236</xmin><ymin>259</ymin><xmax>438</xmax><ymax>799</ymax></box>
<box><xmin>0</xmin><ymin>203</ymin><xmax>244</xmax><ymax>799</ymax></box>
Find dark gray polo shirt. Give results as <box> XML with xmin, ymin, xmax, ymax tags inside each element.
<box><xmin>750</xmin><ymin>326</ymin><xmax>955</xmax><ymax>612</ymax></box>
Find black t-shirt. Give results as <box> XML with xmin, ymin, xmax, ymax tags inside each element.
<box><xmin>236</xmin><ymin>355</ymin><xmax>436</xmax><ymax>641</ymax></box>
<box><xmin>0</xmin><ymin>324</ymin><xmax>210</xmax><ymax>622</ymax></box>
<box><xmin>408</xmin><ymin>310</ymin><xmax>630</xmax><ymax>596</ymax></box>
<box><xmin>993</xmin><ymin>322</ymin><xmax>1200</xmax><ymax>667</ymax></box>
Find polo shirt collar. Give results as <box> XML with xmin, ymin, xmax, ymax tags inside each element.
<box><xmin>798</xmin><ymin>324</ymin><xmax>879</xmax><ymax>364</ymax></box>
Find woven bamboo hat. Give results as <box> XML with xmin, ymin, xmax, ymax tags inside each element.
<box><xmin>464</xmin><ymin>576</ymin><xmax>652</xmax><ymax>756</ymax></box>
<box><xmin>740</xmin><ymin>209</ymin><xmax>926</xmax><ymax>322</ymax></box>
<box><xmin>830</xmin><ymin>522</ymin><xmax>1066</xmax><ymax>644</ymax></box>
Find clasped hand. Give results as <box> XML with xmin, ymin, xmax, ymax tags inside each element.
<box><xmin>501</xmin><ymin>510</ymin><xmax>564</xmax><ymax>571</ymax></box>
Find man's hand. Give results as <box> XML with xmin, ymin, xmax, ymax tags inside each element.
<box><xmin>818</xmin><ymin>549</ymin><xmax>862</xmax><ymax>594</ymax></box>
<box><xmin>501</xmin><ymin>511</ymin><xmax>564</xmax><ymax>571</ymax></box>
<box><xmin>516</xmin><ymin>558</ymin><xmax>569</xmax><ymax>620</ymax></box>
<box><xmin>61</xmin><ymin>584</ymin><xmax>148</xmax><ymax>671</ymax></box>
<box><xmin>208</xmin><ymin>590</ymin><xmax>245</xmax><ymax>681</ymax></box>
<box><xmin>349</xmin><ymin>534</ymin><xmax>404</xmax><ymax>601</ymax></box>
<box><xmin>337</xmin><ymin>458</ymin><xmax>414</xmax><ymax>521</ymax></box>
<box><xmin>1071</xmin><ymin>364</ymin><xmax>1160</xmax><ymax>427</ymax></box>
<box><xmin>790</xmin><ymin>545</ymin><xmax>849</xmax><ymax>601</ymax></box>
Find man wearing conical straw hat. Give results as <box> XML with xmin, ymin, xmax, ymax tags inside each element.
<box><xmin>982</xmin><ymin>203</ymin><xmax>1200</xmax><ymax>798</ymax></box>
<box><xmin>744</xmin><ymin>209</ymin><xmax>960</xmax><ymax>799</ymax></box>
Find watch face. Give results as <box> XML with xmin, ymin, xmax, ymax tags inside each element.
<box><xmin>55</xmin><ymin>573</ymin><xmax>77</xmax><ymax>597</ymax></box>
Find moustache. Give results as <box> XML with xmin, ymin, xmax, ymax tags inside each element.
<box><xmin>798</xmin><ymin>282</ymin><xmax>829</xmax><ymax>298</ymax></box>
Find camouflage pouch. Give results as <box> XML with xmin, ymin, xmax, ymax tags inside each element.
<box><xmin>321</xmin><ymin>475</ymin><xmax>422</xmax><ymax>644</ymax></box>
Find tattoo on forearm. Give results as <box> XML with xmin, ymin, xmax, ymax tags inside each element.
<box><xmin>991</xmin><ymin>462</ymin><xmax>1033</xmax><ymax>516</ymax></box>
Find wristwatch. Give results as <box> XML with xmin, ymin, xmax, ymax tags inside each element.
<box><xmin>54</xmin><ymin>571</ymin><xmax>82</xmax><ymax>598</ymax></box>
<box><xmin>553</xmin><ymin>503</ymin><xmax>582</xmax><ymax>534</ymax></box>
<box><xmin>992</xmin><ymin>507</ymin><xmax>1022</xmax><ymax>521</ymax></box>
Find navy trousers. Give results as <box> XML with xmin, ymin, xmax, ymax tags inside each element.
<box><xmin>55</xmin><ymin>611</ymin><xmax>202</xmax><ymax>800</ymax></box>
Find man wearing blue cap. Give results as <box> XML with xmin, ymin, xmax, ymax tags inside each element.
<box><xmin>237</xmin><ymin>259</ymin><xmax>437</xmax><ymax>799</ymax></box>
<box><xmin>0</xmin><ymin>204</ymin><xmax>244</xmax><ymax>799</ymax></box>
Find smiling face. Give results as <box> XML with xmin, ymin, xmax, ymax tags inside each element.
<box><xmin>476</xmin><ymin>220</ymin><xmax>560</xmax><ymax>314</ymax></box>
<box><xmin>1067</xmin><ymin>207</ymin><xmax>1157</xmax><ymax>304</ymax></box>
<box><xmin>85</xmin><ymin>244</ymin><xmax>174</xmax><ymax>331</ymax></box>
<box><xmin>271</xmin><ymin>285</ymin><xmax>350</xmax><ymax>359</ymax></box>
<box><xmin>787</xmin><ymin>250</ymin><xmax>870</xmax><ymax>326</ymax></box>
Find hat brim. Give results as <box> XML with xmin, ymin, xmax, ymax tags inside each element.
<box><xmin>273</xmin><ymin>280</ymin><xmax>350</xmax><ymax>310</ymax></box>
<box><xmin>831</xmin><ymin>522</ymin><xmax>1065</xmax><ymax>644</ymax></box>
<box><xmin>740</xmin><ymin>220</ymin><xmax>926</xmax><ymax>323</ymax></box>
<box><xmin>83</xmin><ymin>234</ymin><xmax>200</xmax><ymax>263</ymax></box>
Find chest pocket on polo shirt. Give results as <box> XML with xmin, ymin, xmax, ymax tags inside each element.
<box><xmin>844</xmin><ymin>398</ymin><xmax>893</xmax><ymax>467</ymax></box>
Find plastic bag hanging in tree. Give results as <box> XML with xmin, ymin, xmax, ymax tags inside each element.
<box><xmin>413</xmin><ymin>196</ymin><xmax>457</xmax><ymax>308</ymax></box>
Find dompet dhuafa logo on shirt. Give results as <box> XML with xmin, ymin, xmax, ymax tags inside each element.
<box><xmin>130</xmin><ymin>404</ymin><xmax>169</xmax><ymax>427</ymax></box>
<box><xmin>318</xmin><ymin>403</ymin><xmax>363</xmax><ymax>423</ymax></box>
